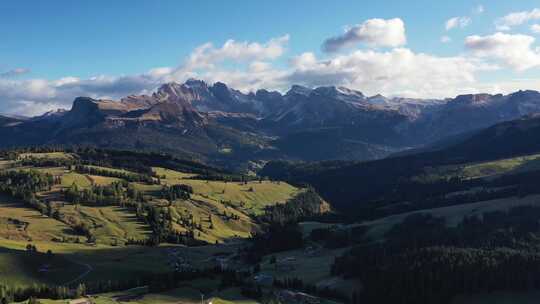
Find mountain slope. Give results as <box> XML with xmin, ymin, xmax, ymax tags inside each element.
<box><xmin>0</xmin><ymin>115</ymin><xmax>23</xmax><ymax>127</ymax></box>
<box><xmin>4</xmin><ymin>81</ymin><xmax>540</xmax><ymax>167</ymax></box>
<box><xmin>261</xmin><ymin>114</ymin><xmax>540</xmax><ymax>217</ymax></box>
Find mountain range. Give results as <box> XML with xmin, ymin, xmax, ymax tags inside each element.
<box><xmin>3</xmin><ymin>79</ymin><xmax>540</xmax><ymax>169</ymax></box>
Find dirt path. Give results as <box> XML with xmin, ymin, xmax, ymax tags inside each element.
<box><xmin>64</xmin><ymin>259</ymin><xmax>93</xmax><ymax>286</ymax></box>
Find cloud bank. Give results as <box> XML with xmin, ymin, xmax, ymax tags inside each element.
<box><xmin>2</xmin><ymin>11</ymin><xmax>540</xmax><ymax>116</ymax></box>
<box><xmin>496</xmin><ymin>8</ymin><xmax>540</xmax><ymax>31</ymax></box>
<box><xmin>322</xmin><ymin>18</ymin><xmax>406</xmax><ymax>52</ymax></box>
<box><xmin>465</xmin><ymin>32</ymin><xmax>540</xmax><ymax>71</ymax></box>
<box><xmin>0</xmin><ymin>68</ymin><xmax>31</xmax><ymax>78</ymax></box>
<box><xmin>446</xmin><ymin>17</ymin><xmax>471</xmax><ymax>31</ymax></box>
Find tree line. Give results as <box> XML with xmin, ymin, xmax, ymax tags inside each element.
<box><xmin>74</xmin><ymin>165</ymin><xmax>157</xmax><ymax>184</ymax></box>
<box><xmin>0</xmin><ymin>170</ymin><xmax>59</xmax><ymax>214</ymax></box>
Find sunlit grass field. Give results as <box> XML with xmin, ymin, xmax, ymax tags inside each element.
<box><xmin>0</xmin><ymin>152</ymin><xmax>303</xmax><ymax>290</ymax></box>
<box><xmin>0</xmin><ymin>193</ymin><xmax>75</xmax><ymax>242</ymax></box>
<box><xmin>154</xmin><ymin>167</ymin><xmax>300</xmax><ymax>215</ymax></box>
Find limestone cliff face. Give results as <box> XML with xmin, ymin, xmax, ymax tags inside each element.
<box><xmin>60</xmin><ymin>97</ymin><xmax>106</xmax><ymax>128</ymax></box>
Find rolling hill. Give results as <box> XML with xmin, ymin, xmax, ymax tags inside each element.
<box><xmin>0</xmin><ymin>149</ymin><xmax>331</xmax><ymax>297</ymax></box>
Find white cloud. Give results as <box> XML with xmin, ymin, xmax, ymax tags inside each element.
<box><xmin>290</xmin><ymin>52</ymin><xmax>318</xmax><ymax>69</ymax></box>
<box><xmin>6</xmin><ymin>101</ymin><xmax>66</xmax><ymax>117</ymax></box>
<box><xmin>445</xmin><ymin>16</ymin><xmax>471</xmax><ymax>31</ymax></box>
<box><xmin>472</xmin><ymin>78</ymin><xmax>540</xmax><ymax>95</ymax></box>
<box><xmin>161</xmin><ymin>36</ymin><xmax>292</xmax><ymax>92</ymax></box>
<box><xmin>0</xmin><ymin>74</ymin><xmax>161</xmax><ymax>116</ymax></box>
<box><xmin>185</xmin><ymin>35</ymin><xmax>289</xmax><ymax>70</ymax></box>
<box><xmin>495</xmin><ymin>8</ymin><xmax>540</xmax><ymax>31</ymax></box>
<box><xmin>249</xmin><ymin>61</ymin><xmax>271</xmax><ymax>73</ymax></box>
<box><xmin>440</xmin><ymin>36</ymin><xmax>452</xmax><ymax>43</ymax></box>
<box><xmin>474</xmin><ymin>5</ymin><xmax>485</xmax><ymax>14</ymax></box>
<box><xmin>3</xmin><ymin>42</ymin><xmax>486</xmax><ymax>115</ymax></box>
<box><xmin>287</xmin><ymin>48</ymin><xmax>488</xmax><ymax>98</ymax></box>
<box><xmin>531</xmin><ymin>24</ymin><xmax>540</xmax><ymax>34</ymax></box>
<box><xmin>0</xmin><ymin>36</ymin><xmax>292</xmax><ymax>115</ymax></box>
<box><xmin>3</xmin><ymin>29</ymin><xmax>540</xmax><ymax>117</ymax></box>
<box><xmin>148</xmin><ymin>67</ymin><xmax>174</xmax><ymax>78</ymax></box>
<box><xmin>465</xmin><ymin>32</ymin><xmax>540</xmax><ymax>71</ymax></box>
<box><xmin>322</xmin><ymin>18</ymin><xmax>406</xmax><ymax>52</ymax></box>
<box><xmin>0</xmin><ymin>68</ymin><xmax>30</xmax><ymax>78</ymax></box>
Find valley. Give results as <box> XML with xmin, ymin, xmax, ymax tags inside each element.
<box><xmin>5</xmin><ymin>117</ymin><xmax>540</xmax><ymax>303</ymax></box>
<box><xmin>7</xmin><ymin>2</ymin><xmax>540</xmax><ymax>303</ymax></box>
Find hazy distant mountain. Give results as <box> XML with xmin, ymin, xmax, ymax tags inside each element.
<box><xmin>260</xmin><ymin>112</ymin><xmax>540</xmax><ymax>215</ymax></box>
<box><xmin>0</xmin><ymin>115</ymin><xmax>24</xmax><ymax>127</ymax></box>
<box><xmin>404</xmin><ymin>91</ymin><xmax>540</xmax><ymax>144</ymax></box>
<box><xmin>3</xmin><ymin>79</ymin><xmax>540</xmax><ymax>168</ymax></box>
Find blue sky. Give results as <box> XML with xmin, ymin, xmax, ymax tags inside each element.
<box><xmin>2</xmin><ymin>0</ymin><xmax>540</xmax><ymax>115</ymax></box>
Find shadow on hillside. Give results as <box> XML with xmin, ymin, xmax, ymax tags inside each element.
<box><xmin>511</xmin><ymin>157</ymin><xmax>540</xmax><ymax>175</ymax></box>
<box><xmin>0</xmin><ymin>246</ymin><xmax>87</xmax><ymax>286</ymax></box>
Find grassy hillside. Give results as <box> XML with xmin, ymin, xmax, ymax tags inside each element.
<box><xmin>24</xmin><ymin>285</ymin><xmax>260</xmax><ymax>304</ymax></box>
<box><xmin>461</xmin><ymin>154</ymin><xmax>540</xmax><ymax>178</ymax></box>
<box><xmin>58</xmin><ymin>205</ymin><xmax>150</xmax><ymax>244</ymax></box>
<box><xmin>154</xmin><ymin>167</ymin><xmax>300</xmax><ymax>215</ymax></box>
<box><xmin>0</xmin><ymin>150</ymin><xmax>343</xmax><ymax>304</ymax></box>
<box><xmin>0</xmin><ymin>194</ymin><xmax>75</xmax><ymax>242</ymax></box>
<box><xmin>0</xmin><ymin>247</ymin><xmax>86</xmax><ymax>287</ymax></box>
<box><xmin>416</xmin><ymin>152</ymin><xmax>540</xmax><ymax>181</ymax></box>
<box><xmin>0</xmin><ymin>237</ymin><xmax>237</xmax><ymax>288</ymax></box>
<box><xmin>0</xmin><ymin>150</ymin><xmax>307</xmax><ymax>294</ymax></box>
<box><xmin>0</xmin><ymin>152</ymin><xmax>301</xmax><ymax>246</ymax></box>
<box><xmin>362</xmin><ymin>194</ymin><xmax>540</xmax><ymax>241</ymax></box>
<box><xmin>259</xmin><ymin>246</ymin><xmax>348</xmax><ymax>285</ymax></box>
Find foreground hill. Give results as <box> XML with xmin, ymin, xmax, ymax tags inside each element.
<box><xmin>0</xmin><ymin>148</ymin><xmax>339</xmax><ymax>304</ymax></box>
<box><xmin>6</xmin><ymin>141</ymin><xmax>540</xmax><ymax>302</ymax></box>
<box><xmin>0</xmin><ymin>149</ymin><xmax>321</xmax><ymax>246</ymax></box>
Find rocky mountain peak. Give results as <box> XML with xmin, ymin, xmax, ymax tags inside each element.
<box><xmin>508</xmin><ymin>90</ymin><xmax>540</xmax><ymax>101</ymax></box>
<box><xmin>156</xmin><ymin>82</ymin><xmax>183</xmax><ymax>98</ymax></box>
<box><xmin>71</xmin><ymin>96</ymin><xmax>99</xmax><ymax>111</ymax></box>
<box><xmin>312</xmin><ymin>86</ymin><xmax>339</xmax><ymax>96</ymax></box>
<box><xmin>62</xmin><ymin>97</ymin><xmax>105</xmax><ymax>128</ymax></box>
<box><xmin>209</xmin><ymin>82</ymin><xmax>232</xmax><ymax>99</ymax></box>
<box><xmin>31</xmin><ymin>108</ymin><xmax>68</xmax><ymax>122</ymax></box>
<box><xmin>451</xmin><ymin>93</ymin><xmax>494</xmax><ymax>106</ymax></box>
<box><xmin>367</xmin><ymin>94</ymin><xmax>390</xmax><ymax>105</ymax></box>
<box><xmin>255</xmin><ymin>89</ymin><xmax>283</xmax><ymax>101</ymax></box>
<box><xmin>154</xmin><ymin>82</ymin><xmax>207</xmax><ymax>109</ymax></box>
<box><xmin>184</xmin><ymin>78</ymin><xmax>208</xmax><ymax>89</ymax></box>
<box><xmin>312</xmin><ymin>86</ymin><xmax>366</xmax><ymax>103</ymax></box>
<box><xmin>286</xmin><ymin>85</ymin><xmax>312</xmax><ymax>97</ymax></box>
